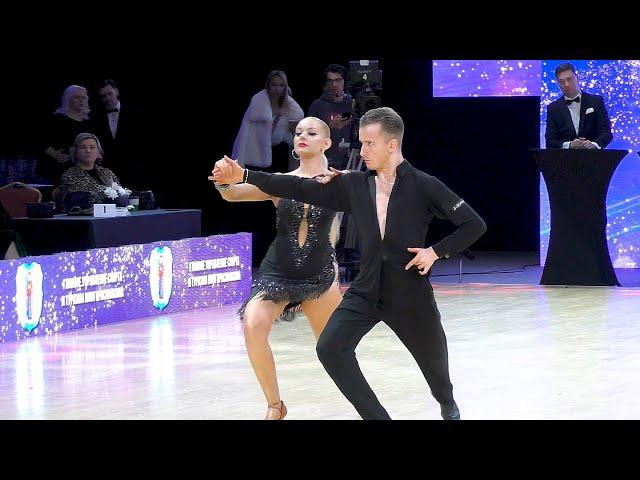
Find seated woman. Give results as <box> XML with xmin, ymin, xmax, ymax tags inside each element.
<box><xmin>55</xmin><ymin>132</ymin><xmax>127</xmax><ymax>212</ymax></box>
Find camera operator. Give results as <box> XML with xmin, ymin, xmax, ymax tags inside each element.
<box><xmin>308</xmin><ymin>64</ymin><xmax>355</xmax><ymax>170</ymax></box>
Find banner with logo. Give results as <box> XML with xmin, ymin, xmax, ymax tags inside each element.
<box><xmin>0</xmin><ymin>233</ymin><xmax>251</xmax><ymax>342</ymax></box>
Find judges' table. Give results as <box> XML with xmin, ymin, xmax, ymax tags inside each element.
<box><xmin>12</xmin><ymin>209</ymin><xmax>201</xmax><ymax>256</ymax></box>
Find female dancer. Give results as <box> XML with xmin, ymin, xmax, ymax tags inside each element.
<box><xmin>211</xmin><ymin>117</ymin><xmax>342</xmax><ymax>419</ymax></box>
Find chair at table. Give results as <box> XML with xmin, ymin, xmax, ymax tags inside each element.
<box><xmin>0</xmin><ymin>182</ymin><xmax>42</xmax><ymax>218</ymax></box>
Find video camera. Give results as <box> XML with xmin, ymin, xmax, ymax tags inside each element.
<box><xmin>348</xmin><ymin>60</ymin><xmax>383</xmax><ymax>116</ymax></box>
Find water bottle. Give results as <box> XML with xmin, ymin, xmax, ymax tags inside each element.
<box><xmin>338</xmin><ymin>137</ymin><xmax>350</xmax><ymax>155</ymax></box>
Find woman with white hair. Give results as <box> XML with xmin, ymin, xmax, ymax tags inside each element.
<box><xmin>40</xmin><ymin>85</ymin><xmax>96</xmax><ymax>182</ymax></box>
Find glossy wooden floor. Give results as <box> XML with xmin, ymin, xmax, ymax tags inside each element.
<box><xmin>1</xmin><ymin>283</ymin><xmax>639</xmax><ymax>419</ymax></box>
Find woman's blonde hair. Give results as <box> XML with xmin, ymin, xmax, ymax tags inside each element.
<box><xmin>69</xmin><ymin>132</ymin><xmax>104</xmax><ymax>164</ymax></box>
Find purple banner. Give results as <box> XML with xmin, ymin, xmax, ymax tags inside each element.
<box><xmin>0</xmin><ymin>233</ymin><xmax>252</xmax><ymax>343</ymax></box>
<box><xmin>433</xmin><ymin>60</ymin><xmax>541</xmax><ymax>97</ymax></box>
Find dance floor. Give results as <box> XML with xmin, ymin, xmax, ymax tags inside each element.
<box><xmin>2</xmin><ymin>253</ymin><xmax>639</xmax><ymax>420</ymax></box>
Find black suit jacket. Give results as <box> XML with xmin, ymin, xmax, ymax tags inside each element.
<box><xmin>92</xmin><ymin>104</ymin><xmax>147</xmax><ymax>189</ymax></box>
<box><xmin>248</xmin><ymin>161</ymin><xmax>487</xmax><ymax>313</ymax></box>
<box><xmin>545</xmin><ymin>91</ymin><xmax>613</xmax><ymax>148</ymax></box>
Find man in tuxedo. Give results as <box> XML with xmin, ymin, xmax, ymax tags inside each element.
<box><xmin>211</xmin><ymin>107</ymin><xmax>487</xmax><ymax>420</ymax></box>
<box><xmin>545</xmin><ymin>63</ymin><xmax>612</xmax><ymax>149</ymax></box>
<box><xmin>92</xmin><ymin>79</ymin><xmax>147</xmax><ymax>189</ymax></box>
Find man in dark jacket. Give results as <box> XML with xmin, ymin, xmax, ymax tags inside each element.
<box><xmin>545</xmin><ymin>62</ymin><xmax>613</xmax><ymax>149</ymax></box>
<box><xmin>308</xmin><ymin>64</ymin><xmax>355</xmax><ymax>169</ymax></box>
<box><xmin>212</xmin><ymin>107</ymin><xmax>487</xmax><ymax>420</ymax></box>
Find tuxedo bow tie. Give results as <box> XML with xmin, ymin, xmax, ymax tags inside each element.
<box><xmin>565</xmin><ymin>97</ymin><xmax>580</xmax><ymax>105</ymax></box>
